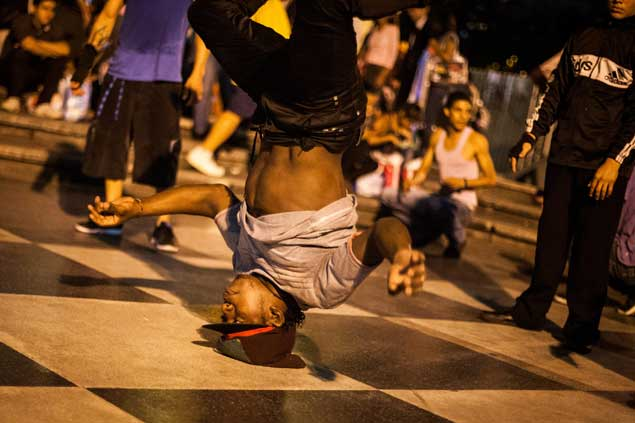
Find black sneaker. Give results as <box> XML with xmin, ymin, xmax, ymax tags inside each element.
<box><xmin>74</xmin><ymin>220</ymin><xmax>123</xmax><ymax>236</ymax></box>
<box><xmin>150</xmin><ymin>222</ymin><xmax>179</xmax><ymax>253</ymax></box>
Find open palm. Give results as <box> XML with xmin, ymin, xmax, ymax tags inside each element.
<box><xmin>388</xmin><ymin>249</ymin><xmax>426</xmax><ymax>296</ymax></box>
<box><xmin>88</xmin><ymin>196</ymin><xmax>140</xmax><ymax>227</ymax></box>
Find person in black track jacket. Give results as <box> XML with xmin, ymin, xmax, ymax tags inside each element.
<box><xmin>498</xmin><ymin>0</ymin><xmax>635</xmax><ymax>352</ymax></box>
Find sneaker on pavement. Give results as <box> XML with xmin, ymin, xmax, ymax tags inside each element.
<box><xmin>1</xmin><ymin>96</ymin><xmax>21</xmax><ymax>113</ymax></box>
<box><xmin>186</xmin><ymin>146</ymin><xmax>226</xmax><ymax>177</ymax></box>
<box><xmin>32</xmin><ymin>102</ymin><xmax>63</xmax><ymax>119</ymax></box>
<box><xmin>618</xmin><ymin>297</ymin><xmax>635</xmax><ymax>316</ymax></box>
<box><xmin>74</xmin><ymin>220</ymin><xmax>123</xmax><ymax>236</ymax></box>
<box><xmin>150</xmin><ymin>222</ymin><xmax>179</xmax><ymax>253</ymax></box>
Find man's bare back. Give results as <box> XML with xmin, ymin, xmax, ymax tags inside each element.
<box><xmin>246</xmin><ymin>143</ymin><xmax>347</xmax><ymax>216</ymax></box>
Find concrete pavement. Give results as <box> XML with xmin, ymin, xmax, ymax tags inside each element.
<box><xmin>0</xmin><ymin>154</ymin><xmax>633</xmax><ymax>422</ymax></box>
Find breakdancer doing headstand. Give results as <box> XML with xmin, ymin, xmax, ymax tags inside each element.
<box><xmin>88</xmin><ymin>0</ymin><xmax>428</xmax><ymax>330</ymax></box>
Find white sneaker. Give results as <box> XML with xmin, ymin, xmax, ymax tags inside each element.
<box><xmin>186</xmin><ymin>146</ymin><xmax>226</xmax><ymax>177</ymax></box>
<box><xmin>1</xmin><ymin>97</ymin><xmax>20</xmax><ymax>113</ymax></box>
<box><xmin>32</xmin><ymin>102</ymin><xmax>64</xmax><ymax>120</ymax></box>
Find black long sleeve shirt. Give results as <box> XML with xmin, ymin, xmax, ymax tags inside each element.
<box><xmin>190</xmin><ymin>0</ymin><xmax>427</xmax><ymax>151</ymax></box>
<box><xmin>527</xmin><ymin>17</ymin><xmax>635</xmax><ymax>174</ymax></box>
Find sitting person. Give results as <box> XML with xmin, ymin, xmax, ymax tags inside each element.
<box><xmin>358</xmin><ymin>15</ymin><xmax>400</xmax><ymax>92</ymax></box>
<box><xmin>0</xmin><ymin>0</ymin><xmax>83</xmax><ymax>117</ymax></box>
<box><xmin>342</xmin><ymin>96</ymin><xmax>420</xmax><ymax>186</ymax></box>
<box><xmin>87</xmin><ymin>0</ymin><xmax>428</xmax><ymax>365</ymax></box>
<box><xmin>401</xmin><ymin>91</ymin><xmax>496</xmax><ymax>258</ymax></box>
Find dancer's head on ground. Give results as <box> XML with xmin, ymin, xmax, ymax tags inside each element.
<box><xmin>33</xmin><ymin>0</ymin><xmax>57</xmax><ymax>26</ymax></box>
<box><xmin>443</xmin><ymin>91</ymin><xmax>472</xmax><ymax>132</ymax></box>
<box><xmin>608</xmin><ymin>0</ymin><xmax>635</xmax><ymax>19</ymax></box>
<box><xmin>221</xmin><ymin>274</ymin><xmax>305</xmax><ymax>328</ymax></box>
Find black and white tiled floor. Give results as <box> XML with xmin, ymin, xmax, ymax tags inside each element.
<box><xmin>1</xmin><ymin>162</ymin><xmax>634</xmax><ymax>422</ymax></box>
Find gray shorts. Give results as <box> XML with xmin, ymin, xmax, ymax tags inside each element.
<box><xmin>214</xmin><ymin>200</ymin><xmax>378</xmax><ymax>309</ymax></box>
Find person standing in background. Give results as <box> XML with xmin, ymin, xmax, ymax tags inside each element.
<box><xmin>71</xmin><ymin>0</ymin><xmax>209</xmax><ymax>253</ymax></box>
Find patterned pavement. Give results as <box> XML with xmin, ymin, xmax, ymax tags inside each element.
<box><xmin>0</xmin><ymin>160</ymin><xmax>634</xmax><ymax>423</ymax></box>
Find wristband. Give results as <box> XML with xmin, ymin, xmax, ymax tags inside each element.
<box><xmin>508</xmin><ymin>132</ymin><xmax>536</xmax><ymax>159</ymax></box>
<box><xmin>134</xmin><ymin>198</ymin><xmax>144</xmax><ymax>216</ymax></box>
<box><xmin>71</xmin><ymin>44</ymin><xmax>98</xmax><ymax>84</ymax></box>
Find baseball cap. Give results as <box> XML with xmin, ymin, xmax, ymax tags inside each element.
<box><xmin>203</xmin><ymin>323</ymin><xmax>305</xmax><ymax>369</ymax></box>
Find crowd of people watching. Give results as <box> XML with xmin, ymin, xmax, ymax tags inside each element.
<box><xmin>0</xmin><ymin>0</ymin><xmax>633</xmax><ymax>319</ymax></box>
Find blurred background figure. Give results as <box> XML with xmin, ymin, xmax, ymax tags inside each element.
<box><xmin>186</xmin><ymin>0</ymin><xmax>291</xmax><ymax>178</ymax></box>
<box><xmin>396</xmin><ymin>91</ymin><xmax>496</xmax><ymax>258</ymax></box>
<box><xmin>610</xmin><ymin>170</ymin><xmax>635</xmax><ymax>316</ymax></box>
<box><xmin>358</xmin><ymin>15</ymin><xmax>400</xmax><ymax>93</ymax></box>
<box><xmin>72</xmin><ymin>0</ymin><xmax>208</xmax><ymax>253</ymax></box>
<box><xmin>0</xmin><ymin>0</ymin><xmax>84</xmax><ymax>117</ymax></box>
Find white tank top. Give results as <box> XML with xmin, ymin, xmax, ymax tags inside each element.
<box><xmin>435</xmin><ymin>127</ymin><xmax>479</xmax><ymax>210</ymax></box>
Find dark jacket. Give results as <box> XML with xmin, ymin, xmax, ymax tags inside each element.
<box><xmin>189</xmin><ymin>0</ymin><xmax>428</xmax><ymax>153</ymax></box>
<box><xmin>527</xmin><ymin>17</ymin><xmax>635</xmax><ymax>174</ymax></box>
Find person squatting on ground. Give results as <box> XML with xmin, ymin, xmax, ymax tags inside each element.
<box><xmin>87</xmin><ymin>0</ymin><xmax>429</xmax><ymax>366</ymax></box>
<box><xmin>0</xmin><ymin>0</ymin><xmax>84</xmax><ymax>117</ymax></box>
<box><xmin>395</xmin><ymin>91</ymin><xmax>496</xmax><ymax>258</ymax></box>
<box><xmin>71</xmin><ymin>0</ymin><xmax>209</xmax><ymax>253</ymax></box>
<box><xmin>497</xmin><ymin>0</ymin><xmax>635</xmax><ymax>352</ymax></box>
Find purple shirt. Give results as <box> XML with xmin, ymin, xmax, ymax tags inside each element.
<box><xmin>616</xmin><ymin>171</ymin><xmax>635</xmax><ymax>266</ymax></box>
<box><xmin>108</xmin><ymin>0</ymin><xmax>191</xmax><ymax>82</ymax></box>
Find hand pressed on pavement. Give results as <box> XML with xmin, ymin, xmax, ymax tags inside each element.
<box><xmin>588</xmin><ymin>158</ymin><xmax>620</xmax><ymax>201</ymax></box>
<box><xmin>388</xmin><ymin>248</ymin><xmax>425</xmax><ymax>296</ymax></box>
<box><xmin>88</xmin><ymin>196</ymin><xmax>142</xmax><ymax>227</ymax></box>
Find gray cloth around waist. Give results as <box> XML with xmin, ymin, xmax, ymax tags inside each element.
<box><xmin>215</xmin><ymin>195</ymin><xmax>361</xmax><ymax>308</ymax></box>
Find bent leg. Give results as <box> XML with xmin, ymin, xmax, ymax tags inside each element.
<box><xmin>37</xmin><ymin>57</ymin><xmax>66</xmax><ymax>104</ymax></box>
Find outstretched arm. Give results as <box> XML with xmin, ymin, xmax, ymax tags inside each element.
<box><xmin>88</xmin><ymin>184</ymin><xmax>238</xmax><ymax>227</ymax></box>
<box><xmin>352</xmin><ymin>217</ymin><xmax>425</xmax><ymax>296</ymax></box>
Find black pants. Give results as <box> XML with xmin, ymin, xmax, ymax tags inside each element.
<box><xmin>82</xmin><ymin>74</ymin><xmax>182</xmax><ymax>189</ymax></box>
<box><xmin>1</xmin><ymin>48</ymin><xmax>66</xmax><ymax>104</ymax></box>
<box><xmin>512</xmin><ymin>163</ymin><xmax>628</xmax><ymax>345</ymax></box>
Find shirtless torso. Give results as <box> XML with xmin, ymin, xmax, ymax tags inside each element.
<box><xmin>246</xmin><ymin>144</ymin><xmax>346</xmax><ymax>216</ymax></box>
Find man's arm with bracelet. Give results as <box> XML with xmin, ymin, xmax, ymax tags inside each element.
<box><xmin>87</xmin><ymin>185</ymin><xmax>238</xmax><ymax>227</ymax></box>
<box><xmin>71</xmin><ymin>0</ymin><xmax>124</xmax><ymax>92</ymax></box>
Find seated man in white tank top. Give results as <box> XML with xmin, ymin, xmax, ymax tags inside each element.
<box><xmin>403</xmin><ymin>91</ymin><xmax>497</xmax><ymax>258</ymax></box>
